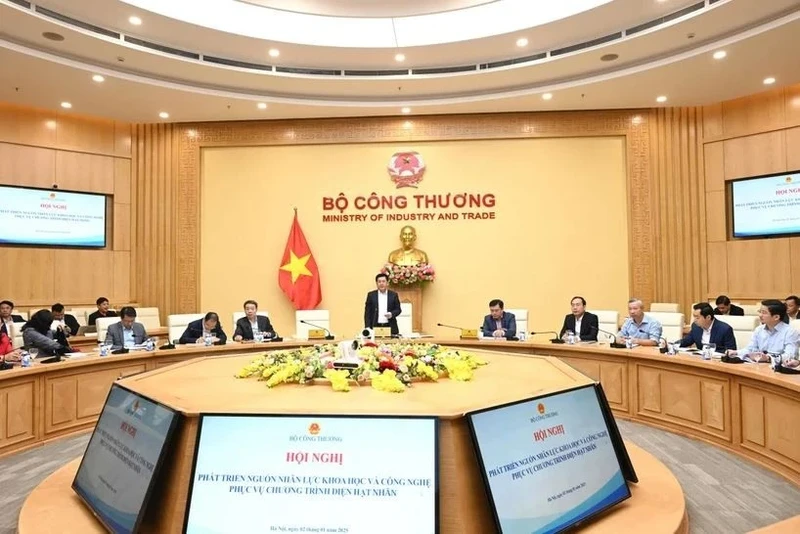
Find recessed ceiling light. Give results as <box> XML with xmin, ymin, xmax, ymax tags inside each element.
<box><xmin>763</xmin><ymin>77</ymin><xmax>776</xmax><ymax>85</ymax></box>
<box><xmin>401</xmin><ymin>107</ymin><xmax>411</xmax><ymax>114</ymax></box>
<box><xmin>60</xmin><ymin>102</ymin><xmax>72</xmax><ymax>109</ymax></box>
<box><xmin>712</xmin><ymin>50</ymin><xmax>727</xmax><ymax>60</ymax></box>
<box><xmin>92</xmin><ymin>74</ymin><xmax>105</xmax><ymax>83</ymax></box>
<box><xmin>516</xmin><ymin>37</ymin><xmax>528</xmax><ymax>47</ymax></box>
<box><xmin>541</xmin><ymin>93</ymin><xmax>553</xmax><ymax>100</ymax></box>
<box><xmin>268</xmin><ymin>48</ymin><xmax>280</xmax><ymax>58</ymax></box>
<box><xmin>257</xmin><ymin>102</ymin><xmax>268</xmax><ymax>110</ymax></box>
<box><xmin>42</xmin><ymin>32</ymin><xmax>64</xmax><ymax>42</ymax></box>
<box><xmin>159</xmin><ymin>112</ymin><xmax>169</xmax><ymax>119</ymax></box>
<box><xmin>395</xmin><ymin>53</ymin><xmax>406</xmax><ymax>62</ymax></box>
<box><xmin>656</xmin><ymin>95</ymin><xmax>667</xmax><ymax>103</ymax></box>
<box><xmin>128</xmin><ymin>16</ymin><xmax>142</xmax><ymax>26</ymax></box>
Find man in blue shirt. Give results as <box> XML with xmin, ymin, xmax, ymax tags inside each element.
<box><xmin>727</xmin><ymin>300</ymin><xmax>799</xmax><ymax>366</ymax></box>
<box><xmin>617</xmin><ymin>298</ymin><xmax>662</xmax><ymax>347</ymax></box>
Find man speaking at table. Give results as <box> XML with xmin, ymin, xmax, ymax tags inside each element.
<box><xmin>364</xmin><ymin>273</ymin><xmax>402</xmax><ymax>336</ymax></box>
<box><xmin>678</xmin><ymin>303</ymin><xmax>736</xmax><ymax>352</ymax></box>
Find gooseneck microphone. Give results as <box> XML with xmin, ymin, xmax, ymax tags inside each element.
<box><xmin>529</xmin><ymin>330</ymin><xmax>564</xmax><ymax>344</ymax></box>
<box><xmin>591</xmin><ymin>325</ymin><xmax>626</xmax><ymax>349</ymax></box>
<box><xmin>300</xmin><ymin>320</ymin><xmax>335</xmax><ymax>340</ymax></box>
<box><xmin>436</xmin><ymin>323</ymin><xmax>464</xmax><ymax>331</ymax></box>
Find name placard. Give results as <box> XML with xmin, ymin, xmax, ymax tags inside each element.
<box><xmin>307</xmin><ymin>328</ymin><xmax>327</xmax><ymax>340</ymax></box>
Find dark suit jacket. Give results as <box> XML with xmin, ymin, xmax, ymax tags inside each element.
<box><xmin>179</xmin><ymin>318</ymin><xmax>227</xmax><ymax>345</ymax></box>
<box><xmin>0</xmin><ymin>315</ymin><xmax>24</xmax><ymax>336</ymax></box>
<box><xmin>713</xmin><ymin>304</ymin><xmax>744</xmax><ymax>316</ymax></box>
<box><xmin>559</xmin><ymin>312</ymin><xmax>599</xmax><ymax>341</ymax></box>
<box><xmin>678</xmin><ymin>320</ymin><xmax>737</xmax><ymax>351</ymax></box>
<box><xmin>481</xmin><ymin>312</ymin><xmax>517</xmax><ymax>338</ymax></box>
<box><xmin>234</xmin><ymin>315</ymin><xmax>276</xmax><ymax>340</ymax></box>
<box><xmin>88</xmin><ymin>310</ymin><xmax>118</xmax><ymax>326</ymax></box>
<box><xmin>106</xmin><ymin>321</ymin><xmax>148</xmax><ymax>349</ymax></box>
<box><xmin>364</xmin><ymin>290</ymin><xmax>402</xmax><ymax>335</ymax></box>
<box><xmin>59</xmin><ymin>314</ymin><xmax>81</xmax><ymax>337</ymax></box>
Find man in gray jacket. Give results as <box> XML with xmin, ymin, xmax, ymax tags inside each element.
<box><xmin>105</xmin><ymin>306</ymin><xmax>148</xmax><ymax>349</ymax></box>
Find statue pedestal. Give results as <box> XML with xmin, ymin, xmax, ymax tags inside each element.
<box><xmin>394</xmin><ymin>284</ymin><xmax>423</xmax><ymax>333</ymax></box>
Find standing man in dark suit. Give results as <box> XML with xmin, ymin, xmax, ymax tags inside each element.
<box><xmin>364</xmin><ymin>273</ymin><xmax>402</xmax><ymax>336</ymax></box>
<box><xmin>679</xmin><ymin>303</ymin><xmax>737</xmax><ymax>352</ymax></box>
<box><xmin>105</xmin><ymin>307</ymin><xmax>148</xmax><ymax>350</ymax></box>
<box><xmin>0</xmin><ymin>300</ymin><xmax>25</xmax><ymax>337</ymax></box>
<box><xmin>481</xmin><ymin>299</ymin><xmax>517</xmax><ymax>339</ymax></box>
<box><xmin>233</xmin><ymin>300</ymin><xmax>277</xmax><ymax>341</ymax></box>
<box><xmin>713</xmin><ymin>295</ymin><xmax>744</xmax><ymax>316</ymax></box>
<box><xmin>559</xmin><ymin>296</ymin><xmax>599</xmax><ymax>341</ymax></box>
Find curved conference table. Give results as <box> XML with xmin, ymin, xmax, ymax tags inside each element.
<box><xmin>1</xmin><ymin>338</ymin><xmax>798</xmax><ymax>488</ymax></box>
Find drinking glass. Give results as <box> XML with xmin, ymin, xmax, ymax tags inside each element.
<box><xmin>28</xmin><ymin>347</ymin><xmax>39</xmax><ymax>359</ymax></box>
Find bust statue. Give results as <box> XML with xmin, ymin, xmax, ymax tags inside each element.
<box><xmin>388</xmin><ymin>225</ymin><xmax>429</xmax><ymax>266</ymax></box>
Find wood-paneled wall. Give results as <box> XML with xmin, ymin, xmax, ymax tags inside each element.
<box><xmin>0</xmin><ymin>103</ymin><xmax>132</xmax><ymax>309</ymax></box>
<box><xmin>703</xmin><ymin>84</ymin><xmax>800</xmax><ymax>300</ymax></box>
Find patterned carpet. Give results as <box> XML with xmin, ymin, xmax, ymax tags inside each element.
<box><xmin>0</xmin><ymin>419</ymin><xmax>798</xmax><ymax>533</ymax></box>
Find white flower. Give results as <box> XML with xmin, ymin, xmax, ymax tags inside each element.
<box><xmin>399</xmin><ymin>364</ymin><xmax>409</xmax><ymax>373</ymax></box>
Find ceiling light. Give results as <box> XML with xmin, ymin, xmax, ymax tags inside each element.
<box><xmin>712</xmin><ymin>50</ymin><xmax>727</xmax><ymax>60</ymax></box>
<box><xmin>92</xmin><ymin>74</ymin><xmax>105</xmax><ymax>83</ymax></box>
<box><xmin>257</xmin><ymin>102</ymin><xmax>268</xmax><ymax>110</ymax></box>
<box><xmin>128</xmin><ymin>16</ymin><xmax>142</xmax><ymax>26</ymax></box>
<box><xmin>401</xmin><ymin>107</ymin><xmax>411</xmax><ymax>114</ymax></box>
<box><xmin>763</xmin><ymin>77</ymin><xmax>776</xmax><ymax>85</ymax></box>
<box><xmin>395</xmin><ymin>53</ymin><xmax>405</xmax><ymax>62</ymax></box>
<box><xmin>159</xmin><ymin>112</ymin><xmax>170</xmax><ymax>119</ymax></box>
<box><xmin>268</xmin><ymin>48</ymin><xmax>280</xmax><ymax>58</ymax></box>
<box><xmin>60</xmin><ymin>102</ymin><xmax>72</xmax><ymax>109</ymax></box>
<box><xmin>541</xmin><ymin>93</ymin><xmax>553</xmax><ymax>101</ymax></box>
<box><xmin>516</xmin><ymin>37</ymin><xmax>528</xmax><ymax>47</ymax></box>
<box><xmin>656</xmin><ymin>95</ymin><xmax>667</xmax><ymax>103</ymax></box>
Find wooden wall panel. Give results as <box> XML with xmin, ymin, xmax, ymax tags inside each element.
<box><xmin>114</xmin><ymin>122</ymin><xmax>132</xmax><ymax>157</ymax></box>
<box><xmin>114</xmin><ymin>203</ymin><xmax>131</xmax><ymax>251</ymax></box>
<box><xmin>53</xmin><ymin>250</ymin><xmax>114</xmax><ymax>303</ymax></box>
<box><xmin>113</xmin><ymin>251</ymin><xmax>131</xmax><ymax>304</ymax></box>
<box><xmin>703</xmin><ymin>141</ymin><xmax>724</xmax><ymax>192</ymax></box>
<box><xmin>114</xmin><ymin>158</ymin><xmax>131</xmax><ymax>204</ymax></box>
<box><xmin>791</xmin><ymin>239</ymin><xmax>800</xmax><ymax>294</ymax></box>
<box><xmin>702</xmin><ymin>104</ymin><xmax>723</xmax><ymax>140</ymax></box>
<box><xmin>726</xmin><ymin>240</ymin><xmax>792</xmax><ymax>298</ymax></box>
<box><xmin>0</xmin><ymin>378</ymin><xmax>37</xmax><ymax>450</ymax></box>
<box><xmin>721</xmin><ymin>91</ymin><xmax>785</xmax><ymax>138</ymax></box>
<box><xmin>0</xmin><ymin>103</ymin><xmax>57</xmax><ymax>147</ymax></box>
<box><xmin>705</xmin><ymin>192</ymin><xmax>726</xmax><ymax>242</ymax></box>
<box><xmin>55</xmin><ymin>151</ymin><xmax>115</xmax><ymax>194</ymax></box>
<box><xmin>786</xmin><ymin>127</ymin><xmax>800</xmax><ymax>170</ymax></box>
<box><xmin>0</xmin><ymin>143</ymin><xmax>55</xmax><ymax>187</ymax></box>
<box><xmin>706</xmin><ymin>242</ymin><xmax>728</xmax><ymax>297</ymax></box>
<box><xmin>785</xmin><ymin>85</ymin><xmax>800</xmax><ymax>127</ymax></box>
<box><xmin>723</xmin><ymin>131</ymin><xmax>786</xmax><ymax>180</ymax></box>
<box><xmin>0</xmin><ymin>248</ymin><xmax>55</xmax><ymax>303</ymax></box>
<box><xmin>55</xmin><ymin>115</ymin><xmax>115</xmax><ymax>155</ymax></box>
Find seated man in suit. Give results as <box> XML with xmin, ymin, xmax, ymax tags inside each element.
<box><xmin>364</xmin><ymin>273</ymin><xmax>402</xmax><ymax>336</ymax></box>
<box><xmin>87</xmin><ymin>297</ymin><xmax>118</xmax><ymax>326</ymax></box>
<box><xmin>179</xmin><ymin>312</ymin><xmax>227</xmax><ymax>345</ymax></box>
<box><xmin>559</xmin><ymin>296</ymin><xmax>599</xmax><ymax>341</ymax></box>
<box><xmin>0</xmin><ymin>300</ymin><xmax>25</xmax><ymax>337</ymax></box>
<box><xmin>618</xmin><ymin>298</ymin><xmax>662</xmax><ymax>347</ymax></box>
<box><xmin>105</xmin><ymin>307</ymin><xmax>148</xmax><ymax>350</ymax></box>
<box><xmin>233</xmin><ymin>300</ymin><xmax>277</xmax><ymax>341</ymax></box>
<box><xmin>678</xmin><ymin>303</ymin><xmax>736</xmax><ymax>352</ymax></box>
<box><xmin>481</xmin><ymin>299</ymin><xmax>517</xmax><ymax>339</ymax></box>
<box><xmin>785</xmin><ymin>295</ymin><xmax>799</xmax><ymax>321</ymax></box>
<box><xmin>713</xmin><ymin>295</ymin><xmax>744</xmax><ymax>316</ymax></box>
<box><xmin>51</xmin><ymin>303</ymin><xmax>80</xmax><ymax>338</ymax></box>
<box><xmin>727</xmin><ymin>300</ymin><xmax>799</xmax><ymax>367</ymax></box>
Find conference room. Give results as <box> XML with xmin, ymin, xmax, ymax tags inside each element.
<box><xmin>1</xmin><ymin>0</ymin><xmax>800</xmax><ymax>533</ymax></box>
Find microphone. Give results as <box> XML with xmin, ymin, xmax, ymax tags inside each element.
<box><xmin>529</xmin><ymin>330</ymin><xmax>564</xmax><ymax>344</ymax></box>
<box><xmin>639</xmin><ymin>329</ymin><xmax>669</xmax><ymax>353</ymax></box>
<box><xmin>437</xmin><ymin>323</ymin><xmax>463</xmax><ymax>331</ymax></box>
<box><xmin>436</xmin><ymin>323</ymin><xmax>480</xmax><ymax>339</ymax></box>
<box><xmin>591</xmin><ymin>325</ymin><xmax>626</xmax><ymax>349</ymax></box>
<box><xmin>300</xmin><ymin>320</ymin><xmax>334</xmax><ymax>340</ymax></box>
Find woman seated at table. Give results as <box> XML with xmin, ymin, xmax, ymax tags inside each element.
<box><xmin>179</xmin><ymin>312</ymin><xmax>228</xmax><ymax>345</ymax></box>
<box><xmin>0</xmin><ymin>331</ymin><xmax>21</xmax><ymax>367</ymax></box>
<box><xmin>21</xmin><ymin>309</ymin><xmax>70</xmax><ymax>355</ymax></box>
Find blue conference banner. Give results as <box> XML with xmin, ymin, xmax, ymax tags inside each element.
<box><xmin>73</xmin><ymin>385</ymin><xmax>177</xmax><ymax>534</ymax></box>
<box><xmin>469</xmin><ymin>385</ymin><xmax>630</xmax><ymax>534</ymax></box>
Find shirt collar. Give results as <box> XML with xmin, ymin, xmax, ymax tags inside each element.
<box><xmin>766</xmin><ymin>321</ymin><xmax>788</xmax><ymax>333</ymax></box>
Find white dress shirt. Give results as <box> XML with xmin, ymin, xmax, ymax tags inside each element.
<box><xmin>701</xmin><ymin>321</ymin><xmax>713</xmax><ymax>345</ymax></box>
<box><xmin>377</xmin><ymin>290</ymin><xmax>388</xmax><ymax>324</ymax></box>
<box><xmin>574</xmin><ymin>316</ymin><xmax>583</xmax><ymax>336</ymax></box>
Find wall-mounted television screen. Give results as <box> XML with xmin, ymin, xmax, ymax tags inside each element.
<box><xmin>72</xmin><ymin>383</ymin><xmax>179</xmax><ymax>534</ymax></box>
<box><xmin>0</xmin><ymin>185</ymin><xmax>107</xmax><ymax>247</ymax></box>
<box><xmin>183</xmin><ymin>414</ymin><xmax>439</xmax><ymax>534</ymax></box>
<box><xmin>731</xmin><ymin>171</ymin><xmax>800</xmax><ymax>238</ymax></box>
<box><xmin>467</xmin><ymin>384</ymin><xmax>631</xmax><ymax>534</ymax></box>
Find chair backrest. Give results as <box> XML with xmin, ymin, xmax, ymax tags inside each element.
<box><xmin>397</xmin><ymin>303</ymin><xmax>413</xmax><ymax>336</ymax></box>
<box><xmin>96</xmin><ymin>317</ymin><xmax>121</xmax><ymax>343</ymax></box>
<box><xmin>791</xmin><ymin>319</ymin><xmax>800</xmax><ymax>335</ymax></box>
<box><xmin>295</xmin><ymin>310</ymin><xmax>330</xmax><ymax>340</ymax></box>
<box><xmin>8</xmin><ymin>321</ymin><xmax>23</xmax><ymax>349</ymax></box>
<box><xmin>13</xmin><ymin>310</ymin><xmax>28</xmax><ymax>321</ymax></box>
<box><xmin>231</xmin><ymin>311</ymin><xmax>270</xmax><ymax>334</ymax></box>
<box><xmin>167</xmin><ymin>314</ymin><xmax>205</xmax><ymax>343</ymax></box>
<box><xmin>67</xmin><ymin>307</ymin><xmax>96</xmax><ymax>325</ymax></box>
<box><xmin>740</xmin><ymin>304</ymin><xmax>761</xmax><ymax>316</ymax></box>
<box><xmin>714</xmin><ymin>315</ymin><xmax>760</xmax><ymax>350</ymax></box>
<box><xmin>136</xmin><ymin>307</ymin><xmax>161</xmax><ymax>330</ymax></box>
<box><xmin>650</xmin><ymin>302</ymin><xmax>680</xmax><ymax>313</ymax></box>
<box><xmin>505</xmin><ymin>308</ymin><xmax>528</xmax><ymax>337</ymax></box>
<box><xmin>645</xmin><ymin>312</ymin><xmax>684</xmax><ymax>342</ymax></box>
<box><xmin>588</xmin><ymin>310</ymin><xmax>619</xmax><ymax>341</ymax></box>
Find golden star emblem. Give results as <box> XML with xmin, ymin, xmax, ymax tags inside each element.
<box><xmin>280</xmin><ymin>250</ymin><xmax>313</xmax><ymax>283</ymax></box>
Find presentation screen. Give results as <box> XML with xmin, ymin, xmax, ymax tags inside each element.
<box><xmin>467</xmin><ymin>385</ymin><xmax>630</xmax><ymax>534</ymax></box>
<box><xmin>72</xmin><ymin>383</ymin><xmax>179</xmax><ymax>534</ymax></box>
<box><xmin>731</xmin><ymin>171</ymin><xmax>800</xmax><ymax>238</ymax></box>
<box><xmin>0</xmin><ymin>185</ymin><xmax>107</xmax><ymax>247</ymax></box>
<box><xmin>183</xmin><ymin>414</ymin><xmax>439</xmax><ymax>534</ymax></box>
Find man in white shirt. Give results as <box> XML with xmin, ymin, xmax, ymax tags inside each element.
<box><xmin>363</xmin><ymin>273</ymin><xmax>402</xmax><ymax>336</ymax></box>
<box><xmin>727</xmin><ymin>300</ymin><xmax>799</xmax><ymax>365</ymax></box>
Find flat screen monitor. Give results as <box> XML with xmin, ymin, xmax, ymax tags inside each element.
<box><xmin>183</xmin><ymin>414</ymin><xmax>439</xmax><ymax>534</ymax></box>
<box><xmin>467</xmin><ymin>384</ymin><xmax>631</xmax><ymax>534</ymax></box>
<box><xmin>0</xmin><ymin>185</ymin><xmax>107</xmax><ymax>247</ymax></box>
<box><xmin>731</xmin><ymin>171</ymin><xmax>800</xmax><ymax>238</ymax></box>
<box><xmin>72</xmin><ymin>383</ymin><xmax>179</xmax><ymax>534</ymax></box>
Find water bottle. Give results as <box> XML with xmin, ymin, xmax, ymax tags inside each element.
<box><xmin>625</xmin><ymin>337</ymin><xmax>633</xmax><ymax>349</ymax></box>
<box><xmin>566</xmin><ymin>331</ymin><xmax>576</xmax><ymax>345</ymax></box>
<box><xmin>667</xmin><ymin>342</ymin><xmax>677</xmax><ymax>356</ymax></box>
<box><xmin>99</xmin><ymin>343</ymin><xmax>109</xmax><ymax>357</ymax></box>
<box><xmin>204</xmin><ymin>333</ymin><xmax>213</xmax><ymax>347</ymax></box>
<box><xmin>145</xmin><ymin>338</ymin><xmax>155</xmax><ymax>352</ymax></box>
<box><xmin>20</xmin><ymin>351</ymin><xmax>31</xmax><ymax>368</ymax></box>
<box><xmin>769</xmin><ymin>353</ymin><xmax>782</xmax><ymax>371</ymax></box>
<box><xmin>517</xmin><ymin>331</ymin><xmax>526</xmax><ymax>342</ymax></box>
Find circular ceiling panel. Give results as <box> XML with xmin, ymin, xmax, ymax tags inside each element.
<box><xmin>237</xmin><ymin>0</ymin><xmax>497</xmax><ymax>18</ymax></box>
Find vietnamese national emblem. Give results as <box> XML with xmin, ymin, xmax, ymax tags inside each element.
<box><xmin>387</xmin><ymin>151</ymin><xmax>426</xmax><ymax>188</ymax></box>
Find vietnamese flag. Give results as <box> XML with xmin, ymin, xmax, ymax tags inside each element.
<box><xmin>278</xmin><ymin>212</ymin><xmax>322</xmax><ymax>310</ymax></box>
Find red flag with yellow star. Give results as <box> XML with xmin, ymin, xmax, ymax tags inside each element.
<box><xmin>278</xmin><ymin>212</ymin><xmax>322</xmax><ymax>310</ymax></box>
